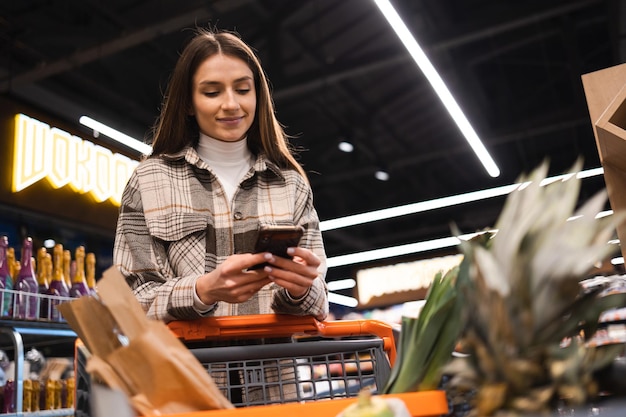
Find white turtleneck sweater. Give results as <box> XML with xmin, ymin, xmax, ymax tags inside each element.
<box><xmin>196</xmin><ymin>132</ymin><xmax>253</xmax><ymax>205</ymax></box>
<box><xmin>193</xmin><ymin>133</ymin><xmax>254</xmax><ymax>313</ymax></box>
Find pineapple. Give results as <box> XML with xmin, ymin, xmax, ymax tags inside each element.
<box><xmin>444</xmin><ymin>160</ymin><xmax>626</xmax><ymax>416</ymax></box>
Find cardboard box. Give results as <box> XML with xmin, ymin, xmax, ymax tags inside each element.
<box><xmin>582</xmin><ymin>63</ymin><xmax>626</xmax><ymax>259</ymax></box>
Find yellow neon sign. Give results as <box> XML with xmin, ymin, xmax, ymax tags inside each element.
<box><xmin>12</xmin><ymin>113</ymin><xmax>138</xmax><ymax>206</ymax></box>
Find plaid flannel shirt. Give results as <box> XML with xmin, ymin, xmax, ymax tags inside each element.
<box><xmin>113</xmin><ymin>146</ymin><xmax>328</xmax><ymax>323</ymax></box>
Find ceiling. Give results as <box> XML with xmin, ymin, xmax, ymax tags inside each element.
<box><xmin>1</xmin><ymin>0</ymin><xmax>623</xmax><ymax>282</ymax></box>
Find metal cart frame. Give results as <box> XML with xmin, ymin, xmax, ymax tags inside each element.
<box><xmin>76</xmin><ymin>314</ymin><xmax>448</xmax><ymax>417</ymax></box>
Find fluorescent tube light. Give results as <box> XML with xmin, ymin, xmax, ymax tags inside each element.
<box><xmin>320</xmin><ymin>166</ymin><xmax>604</xmax><ymax>231</ymax></box>
<box><xmin>327</xmin><ymin>278</ymin><xmax>357</xmax><ymax>291</ymax></box>
<box><xmin>328</xmin><ymin>292</ymin><xmax>359</xmax><ymax>307</ymax></box>
<box><xmin>327</xmin><ymin>230</ymin><xmax>494</xmax><ymax>268</ymax></box>
<box><xmin>374</xmin><ymin>0</ymin><xmax>500</xmax><ymax>178</ymax></box>
<box><xmin>79</xmin><ymin>115</ymin><xmax>152</xmax><ymax>155</ymax></box>
<box><xmin>325</xmin><ymin>166</ymin><xmax>612</xmax><ymax>268</ymax></box>
<box><xmin>321</xmin><ymin>183</ymin><xmax>515</xmax><ymax>231</ymax></box>
<box><xmin>328</xmin><ymin>204</ymin><xmax>615</xmax><ymax>268</ymax></box>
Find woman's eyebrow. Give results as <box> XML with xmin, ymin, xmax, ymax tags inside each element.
<box><xmin>198</xmin><ymin>76</ymin><xmax>253</xmax><ymax>86</ymax></box>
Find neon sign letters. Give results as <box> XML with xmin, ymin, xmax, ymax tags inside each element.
<box><xmin>12</xmin><ymin>113</ymin><xmax>138</xmax><ymax>206</ymax></box>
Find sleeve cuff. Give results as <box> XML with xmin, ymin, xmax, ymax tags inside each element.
<box><xmin>285</xmin><ymin>287</ymin><xmax>311</xmax><ymax>304</ymax></box>
<box><xmin>193</xmin><ymin>280</ymin><xmax>218</xmax><ymax>314</ymax></box>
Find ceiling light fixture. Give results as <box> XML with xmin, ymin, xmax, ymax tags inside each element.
<box><xmin>320</xmin><ymin>166</ymin><xmax>604</xmax><ymax>231</ymax></box>
<box><xmin>326</xmin><ymin>230</ymin><xmax>495</xmax><ymax>268</ymax></box>
<box><xmin>373</xmin><ymin>0</ymin><xmax>500</xmax><ymax>178</ymax></box>
<box><xmin>79</xmin><ymin>116</ymin><xmax>152</xmax><ymax>155</ymax></box>
<box><xmin>328</xmin><ymin>204</ymin><xmax>615</xmax><ymax>269</ymax></box>
<box><xmin>328</xmin><ymin>292</ymin><xmax>359</xmax><ymax>308</ymax></box>
<box><xmin>375</xmin><ymin>170</ymin><xmax>390</xmax><ymax>181</ymax></box>
<box><xmin>327</xmin><ymin>279</ymin><xmax>358</xmax><ymax>307</ymax></box>
<box><xmin>327</xmin><ymin>278</ymin><xmax>357</xmax><ymax>291</ymax></box>
<box><xmin>338</xmin><ymin>141</ymin><xmax>354</xmax><ymax>152</ymax></box>
<box><xmin>325</xmin><ymin>167</ymin><xmax>611</xmax><ymax>268</ymax></box>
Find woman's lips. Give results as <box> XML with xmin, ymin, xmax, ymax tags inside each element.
<box><xmin>218</xmin><ymin>116</ymin><xmax>243</xmax><ymax>125</ymax></box>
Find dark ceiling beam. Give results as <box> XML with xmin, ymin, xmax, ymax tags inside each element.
<box><xmin>273</xmin><ymin>54</ymin><xmax>410</xmax><ymax>101</ymax></box>
<box><xmin>310</xmin><ymin>117</ymin><xmax>590</xmax><ymax>188</ymax></box>
<box><xmin>0</xmin><ymin>8</ymin><xmax>213</xmax><ymax>92</ymax></box>
<box><xmin>433</xmin><ymin>0</ymin><xmax>602</xmax><ymax>50</ymax></box>
<box><xmin>249</xmin><ymin>1</ymin><xmax>412</xmax><ymax>155</ymax></box>
<box><xmin>273</xmin><ymin>0</ymin><xmax>602</xmax><ymax>101</ymax></box>
<box><xmin>390</xmin><ymin>118</ymin><xmax>591</xmax><ymax>171</ymax></box>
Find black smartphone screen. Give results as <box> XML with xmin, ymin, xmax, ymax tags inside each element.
<box><xmin>249</xmin><ymin>225</ymin><xmax>304</xmax><ymax>270</ymax></box>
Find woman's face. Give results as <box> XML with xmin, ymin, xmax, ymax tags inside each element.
<box><xmin>191</xmin><ymin>53</ymin><xmax>256</xmax><ymax>142</ymax></box>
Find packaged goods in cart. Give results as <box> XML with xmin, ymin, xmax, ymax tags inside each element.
<box><xmin>58</xmin><ymin>266</ymin><xmax>233</xmax><ymax>415</ymax></box>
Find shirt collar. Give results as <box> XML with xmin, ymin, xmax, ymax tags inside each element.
<box><xmin>161</xmin><ymin>146</ymin><xmax>285</xmax><ymax>180</ymax></box>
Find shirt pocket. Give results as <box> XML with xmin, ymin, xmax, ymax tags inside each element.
<box><xmin>145</xmin><ymin>212</ymin><xmax>208</xmax><ymax>242</ymax></box>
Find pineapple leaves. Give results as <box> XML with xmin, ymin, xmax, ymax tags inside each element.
<box><xmin>383</xmin><ymin>266</ymin><xmax>462</xmax><ymax>393</ymax></box>
<box><xmin>439</xmin><ymin>160</ymin><xmax>626</xmax><ymax>415</ymax></box>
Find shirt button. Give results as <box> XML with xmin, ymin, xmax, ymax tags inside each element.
<box><xmin>234</xmin><ymin>211</ymin><xmax>243</xmax><ymax>220</ymax></box>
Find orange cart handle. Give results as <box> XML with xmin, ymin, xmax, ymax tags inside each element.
<box><xmin>168</xmin><ymin>314</ymin><xmax>397</xmax><ymax>365</ymax></box>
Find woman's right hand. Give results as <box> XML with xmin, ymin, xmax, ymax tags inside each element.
<box><xmin>195</xmin><ymin>252</ymin><xmax>273</xmax><ymax>305</ymax></box>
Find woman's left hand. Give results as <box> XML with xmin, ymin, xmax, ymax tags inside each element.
<box><xmin>262</xmin><ymin>247</ymin><xmax>321</xmax><ymax>298</ymax></box>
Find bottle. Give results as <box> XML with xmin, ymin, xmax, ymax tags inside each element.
<box><xmin>0</xmin><ymin>236</ymin><xmax>14</xmax><ymax>317</ymax></box>
<box><xmin>70</xmin><ymin>260</ymin><xmax>77</xmax><ymax>284</ymax></box>
<box><xmin>3</xmin><ymin>379</ymin><xmax>15</xmax><ymax>413</ymax></box>
<box><xmin>9</xmin><ymin>247</ymin><xmax>20</xmax><ymax>317</ymax></box>
<box><xmin>32</xmin><ymin>380</ymin><xmax>41</xmax><ymax>411</ymax></box>
<box><xmin>69</xmin><ymin>246</ymin><xmax>89</xmax><ymax>297</ymax></box>
<box><xmin>14</xmin><ymin>237</ymin><xmax>39</xmax><ymax>320</ymax></box>
<box><xmin>23</xmin><ymin>379</ymin><xmax>32</xmax><ymax>412</ymax></box>
<box><xmin>65</xmin><ymin>377</ymin><xmax>75</xmax><ymax>409</ymax></box>
<box><xmin>86</xmin><ymin>252</ymin><xmax>97</xmax><ymax>296</ymax></box>
<box><xmin>36</xmin><ymin>251</ymin><xmax>51</xmax><ymax>320</ymax></box>
<box><xmin>7</xmin><ymin>247</ymin><xmax>16</xmax><ymax>284</ymax></box>
<box><xmin>63</xmin><ymin>249</ymin><xmax>72</xmax><ymax>288</ymax></box>
<box><xmin>36</xmin><ymin>248</ymin><xmax>48</xmax><ymax>292</ymax></box>
<box><xmin>47</xmin><ymin>244</ymin><xmax>69</xmax><ymax>322</ymax></box>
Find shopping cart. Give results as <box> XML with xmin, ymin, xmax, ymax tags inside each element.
<box><xmin>75</xmin><ymin>314</ymin><xmax>448</xmax><ymax>417</ymax></box>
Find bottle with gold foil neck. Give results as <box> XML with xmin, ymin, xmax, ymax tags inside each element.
<box><xmin>86</xmin><ymin>252</ymin><xmax>97</xmax><ymax>296</ymax></box>
<box><xmin>63</xmin><ymin>249</ymin><xmax>72</xmax><ymax>288</ymax></box>
<box><xmin>14</xmin><ymin>238</ymin><xmax>39</xmax><ymax>320</ymax></box>
<box><xmin>69</xmin><ymin>246</ymin><xmax>89</xmax><ymax>297</ymax></box>
<box><xmin>47</xmin><ymin>244</ymin><xmax>69</xmax><ymax>322</ymax></box>
<box><xmin>36</xmin><ymin>248</ymin><xmax>49</xmax><ymax>294</ymax></box>
<box><xmin>38</xmin><ymin>253</ymin><xmax>53</xmax><ymax>320</ymax></box>
<box><xmin>0</xmin><ymin>236</ymin><xmax>14</xmax><ymax>317</ymax></box>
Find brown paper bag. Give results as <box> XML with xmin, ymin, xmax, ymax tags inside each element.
<box><xmin>58</xmin><ymin>267</ymin><xmax>233</xmax><ymax>415</ymax></box>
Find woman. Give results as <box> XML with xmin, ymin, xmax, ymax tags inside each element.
<box><xmin>113</xmin><ymin>28</ymin><xmax>328</xmax><ymax>324</ymax></box>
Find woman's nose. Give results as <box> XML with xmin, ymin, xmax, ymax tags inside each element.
<box><xmin>222</xmin><ymin>90</ymin><xmax>240</xmax><ymax>110</ymax></box>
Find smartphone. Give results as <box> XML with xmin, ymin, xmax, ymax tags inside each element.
<box><xmin>249</xmin><ymin>225</ymin><xmax>305</xmax><ymax>270</ymax></box>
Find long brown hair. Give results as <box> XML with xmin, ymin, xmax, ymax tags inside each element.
<box><xmin>149</xmin><ymin>28</ymin><xmax>307</xmax><ymax>180</ymax></box>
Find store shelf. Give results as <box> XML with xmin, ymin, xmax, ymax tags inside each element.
<box><xmin>0</xmin><ymin>408</ymin><xmax>74</xmax><ymax>417</ymax></box>
<box><xmin>0</xmin><ymin>289</ymin><xmax>77</xmax><ymax>416</ymax></box>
